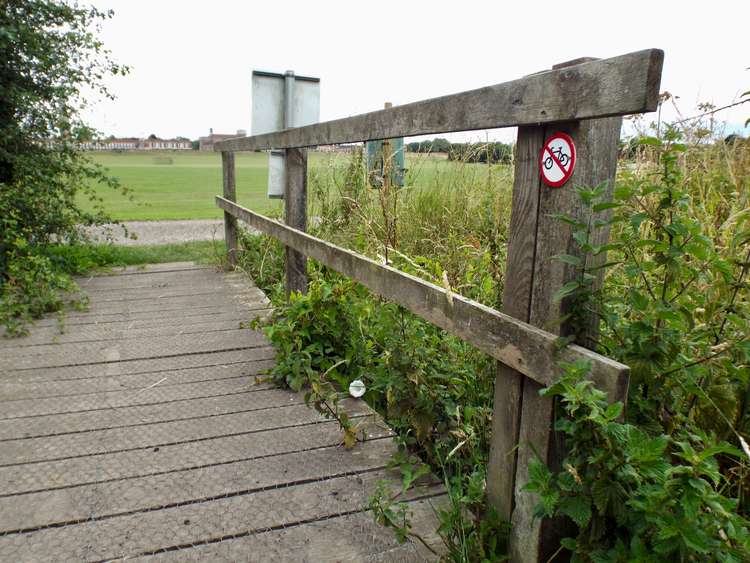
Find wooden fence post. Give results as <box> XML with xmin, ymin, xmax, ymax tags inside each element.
<box><xmin>284</xmin><ymin>147</ymin><xmax>308</xmax><ymax>295</ymax></box>
<box><xmin>221</xmin><ymin>151</ymin><xmax>238</xmax><ymax>267</ymax></box>
<box><xmin>487</xmin><ymin>126</ymin><xmax>545</xmax><ymax>523</ymax></box>
<box><xmin>487</xmin><ymin>58</ymin><xmax>623</xmax><ymax>561</ymax></box>
<box><xmin>511</xmin><ymin>116</ymin><xmax>621</xmax><ymax>562</ymax></box>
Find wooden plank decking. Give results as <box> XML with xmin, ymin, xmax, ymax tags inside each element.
<box><xmin>0</xmin><ymin>262</ymin><xmax>445</xmax><ymax>562</ymax></box>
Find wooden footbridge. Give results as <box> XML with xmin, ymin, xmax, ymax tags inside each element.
<box><xmin>0</xmin><ymin>50</ymin><xmax>662</xmax><ymax>561</ymax></box>
<box><xmin>0</xmin><ymin>263</ymin><xmax>443</xmax><ymax>561</ymax></box>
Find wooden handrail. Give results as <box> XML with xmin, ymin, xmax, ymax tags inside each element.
<box><xmin>214</xmin><ymin>49</ymin><xmax>662</xmax><ymax>152</ymax></box>
<box><xmin>216</xmin><ymin>196</ymin><xmax>629</xmax><ymax>403</ymax></box>
<box><xmin>215</xmin><ymin>48</ymin><xmax>666</xmax><ymax>560</ymax></box>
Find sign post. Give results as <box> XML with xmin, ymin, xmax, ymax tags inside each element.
<box><xmin>251</xmin><ymin>69</ymin><xmax>319</xmax><ymax>295</ymax></box>
<box><xmin>366</xmin><ymin>102</ymin><xmax>406</xmax><ymax>189</ymax></box>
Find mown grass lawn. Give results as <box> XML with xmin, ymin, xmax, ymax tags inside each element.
<box><xmin>45</xmin><ymin>240</ymin><xmax>225</xmax><ymax>272</ymax></box>
<box><xmin>80</xmin><ymin>150</ymin><xmax>282</xmax><ymax>220</ymax></box>
<box><xmin>80</xmin><ymin>149</ymin><xmax>507</xmax><ymax>221</ymax></box>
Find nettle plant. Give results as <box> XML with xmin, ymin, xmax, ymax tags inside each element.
<box><xmin>255</xmin><ymin>276</ymin><xmax>371</xmax><ymax>448</ymax></box>
<box><xmin>526</xmin><ymin>360</ymin><xmax>750</xmax><ymax>561</ymax></box>
<box><xmin>526</xmin><ymin>128</ymin><xmax>750</xmax><ymax>559</ymax></box>
<box><xmin>603</xmin><ymin>131</ymin><xmax>750</xmax><ymax>443</ymax></box>
<box><xmin>250</xmin><ymin>258</ymin><xmax>505</xmax><ymax>559</ymax></box>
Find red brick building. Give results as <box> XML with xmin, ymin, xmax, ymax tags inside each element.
<box><xmin>199</xmin><ymin>129</ymin><xmax>246</xmax><ymax>151</ymax></box>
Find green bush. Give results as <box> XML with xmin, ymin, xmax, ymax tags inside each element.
<box><xmin>522</xmin><ymin>127</ymin><xmax>750</xmax><ymax>560</ymax></box>
<box><xmin>526</xmin><ymin>360</ymin><xmax>750</xmax><ymax>561</ymax></box>
<box><xmin>0</xmin><ymin>0</ymin><xmax>129</xmax><ymax>334</ymax></box>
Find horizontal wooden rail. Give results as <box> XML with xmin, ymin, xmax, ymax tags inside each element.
<box><xmin>215</xmin><ymin>49</ymin><xmax>662</xmax><ymax>152</ymax></box>
<box><xmin>217</xmin><ymin>196</ymin><xmax>629</xmax><ymax>402</ymax></box>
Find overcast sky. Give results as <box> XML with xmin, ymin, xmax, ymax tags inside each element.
<box><xmin>84</xmin><ymin>0</ymin><xmax>750</xmax><ymax>143</ymax></box>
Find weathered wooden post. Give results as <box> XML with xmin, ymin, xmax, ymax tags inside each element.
<box><xmin>284</xmin><ymin>147</ymin><xmax>308</xmax><ymax>295</ymax></box>
<box><xmin>487</xmin><ymin>58</ymin><xmax>625</xmax><ymax>562</ymax></box>
<box><xmin>221</xmin><ymin>151</ymin><xmax>238</xmax><ymax>267</ymax></box>
<box><xmin>382</xmin><ymin>102</ymin><xmax>393</xmax><ymax>192</ymax></box>
<box><xmin>282</xmin><ymin>70</ymin><xmax>309</xmax><ymax>295</ymax></box>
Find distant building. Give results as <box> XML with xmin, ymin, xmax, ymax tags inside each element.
<box><xmin>199</xmin><ymin>128</ymin><xmax>246</xmax><ymax>151</ymax></box>
<box><xmin>79</xmin><ymin>137</ymin><xmax>139</xmax><ymax>150</ymax></box>
<box><xmin>78</xmin><ymin>136</ymin><xmax>192</xmax><ymax>151</ymax></box>
<box><xmin>140</xmin><ymin>137</ymin><xmax>192</xmax><ymax>150</ymax></box>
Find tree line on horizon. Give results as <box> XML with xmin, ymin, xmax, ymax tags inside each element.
<box><xmin>406</xmin><ymin>138</ymin><xmax>514</xmax><ymax>164</ymax></box>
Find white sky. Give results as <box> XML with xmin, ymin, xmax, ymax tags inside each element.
<box><xmin>85</xmin><ymin>0</ymin><xmax>750</xmax><ymax>143</ymax></box>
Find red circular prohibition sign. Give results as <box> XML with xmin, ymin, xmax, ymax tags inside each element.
<box><xmin>539</xmin><ymin>132</ymin><xmax>576</xmax><ymax>188</ymax></box>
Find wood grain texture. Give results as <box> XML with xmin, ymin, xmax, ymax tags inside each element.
<box><xmin>0</xmin><ymin>264</ymin><xmax>444</xmax><ymax>561</ymax></box>
<box><xmin>509</xmin><ymin>117</ymin><xmax>625</xmax><ymax>562</ymax></box>
<box><xmin>486</xmin><ymin>126</ymin><xmax>545</xmax><ymax>521</ymax></box>
<box><xmin>284</xmin><ymin>148</ymin><xmax>308</xmax><ymax>295</ymax></box>
<box><xmin>0</xmin><ymin>437</ymin><xmax>395</xmax><ymax>532</ymax></box>
<box><xmin>221</xmin><ymin>151</ymin><xmax>238</xmax><ymax>266</ymax></box>
<box><xmin>217</xmin><ymin>196</ymin><xmax>628</xmax><ymax>394</ymax></box>
<box><xmin>214</xmin><ymin>49</ymin><xmax>663</xmax><ymax>152</ymax></box>
<box><xmin>142</xmin><ymin>496</ymin><xmax>447</xmax><ymax>562</ymax></box>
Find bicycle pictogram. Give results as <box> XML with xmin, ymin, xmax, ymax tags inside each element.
<box><xmin>543</xmin><ymin>146</ymin><xmax>571</xmax><ymax>170</ymax></box>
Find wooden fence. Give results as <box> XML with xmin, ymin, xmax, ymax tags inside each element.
<box><xmin>214</xmin><ymin>49</ymin><xmax>664</xmax><ymax>562</ymax></box>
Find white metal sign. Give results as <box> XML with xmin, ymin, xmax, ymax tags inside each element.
<box><xmin>251</xmin><ymin>71</ymin><xmax>320</xmax><ymax>135</ymax></box>
<box><xmin>251</xmin><ymin>70</ymin><xmax>320</xmax><ymax>199</ymax></box>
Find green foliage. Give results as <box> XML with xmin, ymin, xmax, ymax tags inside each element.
<box><xmin>529</xmin><ymin>124</ymin><xmax>750</xmax><ymax>560</ymax></box>
<box><xmin>0</xmin><ymin>249</ymin><xmax>83</xmax><ymax>336</ymax></box>
<box><xmin>437</xmin><ymin>464</ymin><xmax>509</xmax><ymax>562</ymax></box>
<box><xmin>309</xmin><ymin>146</ymin><xmax>511</xmax><ymax>310</ymax></box>
<box><xmin>368</xmin><ymin>443</ymin><xmax>435</xmax><ymax>546</ymax></box>
<box><xmin>240</xmin><ymin>112</ymin><xmax>750</xmax><ymax>560</ymax></box>
<box><xmin>525</xmin><ymin>360</ymin><xmax>750</xmax><ymax>561</ymax></box>
<box><xmin>254</xmin><ymin>265</ymin><xmax>497</xmax><ymax>461</ymax></box>
<box><xmin>368</xmin><ymin>480</ymin><xmax>417</xmax><ymax>545</ymax></box>
<box><xmin>548</xmin><ymin>181</ymin><xmax>622</xmax><ymax>348</ymax></box>
<box><xmin>259</xmin><ymin>276</ymin><xmax>368</xmax><ymax>393</ymax></box>
<box><xmin>43</xmin><ymin>240</ymin><xmax>224</xmax><ymax>274</ymax></box>
<box><xmin>407</xmin><ymin>138</ymin><xmax>453</xmax><ymax>154</ymax></box>
<box><xmin>368</xmin><ymin>438</ymin><xmax>508</xmax><ymax>561</ymax></box>
<box><xmin>550</xmin><ymin>124</ymin><xmax>750</xmax><ymax>444</ymax></box>
<box><xmin>238</xmin><ymin>228</ymin><xmax>286</xmax><ymax>302</ymax></box>
<box><xmin>0</xmin><ymin>0</ymin><xmax>129</xmax><ymax>333</ymax></box>
<box><xmin>243</xmin><ymin>236</ymin><xmax>504</xmax><ymax>559</ymax></box>
<box><xmin>447</xmin><ymin>143</ymin><xmax>513</xmax><ymax>165</ymax></box>
<box><xmin>600</xmin><ymin>130</ymin><xmax>750</xmax><ymax>451</ymax></box>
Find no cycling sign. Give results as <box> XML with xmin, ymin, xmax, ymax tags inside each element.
<box><xmin>540</xmin><ymin>132</ymin><xmax>576</xmax><ymax>187</ymax></box>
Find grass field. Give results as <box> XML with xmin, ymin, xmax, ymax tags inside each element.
<box><xmin>47</xmin><ymin>240</ymin><xmax>224</xmax><ymax>271</ymax></box>
<box><xmin>81</xmin><ymin>151</ymin><xmax>283</xmax><ymax>220</ymax></box>
<box><xmin>81</xmin><ymin>150</ymin><xmax>502</xmax><ymax>221</ymax></box>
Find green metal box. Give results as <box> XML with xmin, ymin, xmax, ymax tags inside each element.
<box><xmin>366</xmin><ymin>137</ymin><xmax>405</xmax><ymax>188</ymax></box>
